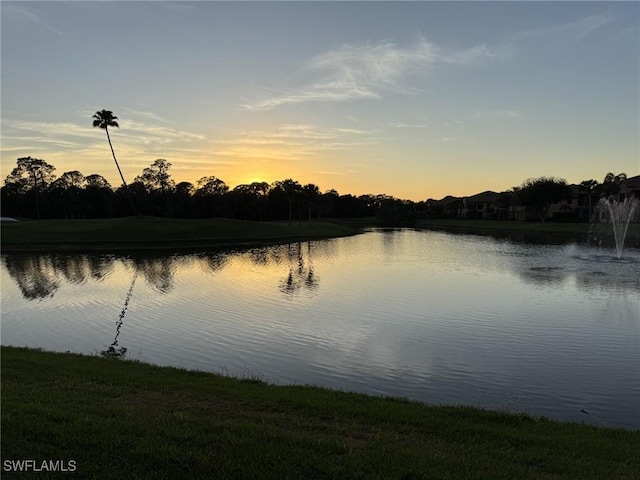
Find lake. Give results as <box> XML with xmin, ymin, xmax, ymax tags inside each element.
<box><xmin>2</xmin><ymin>229</ymin><xmax>639</xmax><ymax>429</ymax></box>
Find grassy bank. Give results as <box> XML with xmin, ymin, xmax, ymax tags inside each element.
<box><xmin>2</xmin><ymin>347</ymin><xmax>638</xmax><ymax>479</ymax></box>
<box><xmin>417</xmin><ymin>219</ymin><xmax>594</xmax><ymax>234</ymax></box>
<box><xmin>2</xmin><ymin>216</ymin><xmax>638</xmax><ymax>251</ymax></box>
<box><xmin>0</xmin><ymin>216</ymin><xmax>359</xmax><ymax>251</ymax></box>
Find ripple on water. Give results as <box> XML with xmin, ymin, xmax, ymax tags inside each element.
<box><xmin>2</xmin><ymin>231</ymin><xmax>639</xmax><ymax>429</ymax></box>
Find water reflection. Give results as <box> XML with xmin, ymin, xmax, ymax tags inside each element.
<box><xmin>199</xmin><ymin>251</ymin><xmax>231</xmax><ymax>273</ymax></box>
<box><xmin>2</xmin><ymin>242</ymin><xmax>325</xmax><ymax>302</ymax></box>
<box><xmin>509</xmin><ymin>244</ymin><xmax>640</xmax><ymax>294</ymax></box>
<box><xmin>278</xmin><ymin>242</ymin><xmax>319</xmax><ymax>296</ymax></box>
<box><xmin>101</xmin><ymin>270</ymin><xmax>138</xmax><ymax>359</ymax></box>
<box><xmin>53</xmin><ymin>254</ymin><xmax>115</xmax><ymax>284</ymax></box>
<box><xmin>130</xmin><ymin>255</ymin><xmax>177</xmax><ymax>294</ymax></box>
<box><xmin>2</xmin><ymin>231</ymin><xmax>638</xmax><ymax>429</ymax></box>
<box><xmin>3</xmin><ymin>255</ymin><xmax>61</xmax><ymax>300</ymax></box>
<box><xmin>518</xmin><ymin>266</ymin><xmax>568</xmax><ymax>286</ymax></box>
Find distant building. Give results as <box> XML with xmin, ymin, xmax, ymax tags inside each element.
<box><xmin>619</xmin><ymin>175</ymin><xmax>640</xmax><ymax>202</ymax></box>
<box><xmin>461</xmin><ymin>191</ymin><xmax>499</xmax><ymax>219</ymax></box>
<box><xmin>426</xmin><ymin>174</ymin><xmax>639</xmax><ymax>222</ymax></box>
<box><xmin>426</xmin><ymin>195</ymin><xmax>463</xmax><ymax>218</ymax></box>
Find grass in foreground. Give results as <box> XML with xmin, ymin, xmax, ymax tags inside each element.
<box><xmin>2</xmin><ymin>347</ymin><xmax>638</xmax><ymax>479</ymax></box>
<box><xmin>0</xmin><ymin>216</ymin><xmax>358</xmax><ymax>250</ymax></box>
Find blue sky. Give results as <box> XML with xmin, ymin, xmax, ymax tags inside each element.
<box><xmin>1</xmin><ymin>1</ymin><xmax>638</xmax><ymax>200</ymax></box>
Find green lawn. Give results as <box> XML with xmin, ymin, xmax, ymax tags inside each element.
<box><xmin>2</xmin><ymin>216</ymin><xmax>638</xmax><ymax>251</ymax></box>
<box><xmin>0</xmin><ymin>216</ymin><xmax>359</xmax><ymax>250</ymax></box>
<box><xmin>417</xmin><ymin>219</ymin><xmax>592</xmax><ymax>234</ymax></box>
<box><xmin>1</xmin><ymin>347</ymin><xmax>638</xmax><ymax>479</ymax></box>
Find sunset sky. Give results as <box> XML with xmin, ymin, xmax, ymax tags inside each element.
<box><xmin>2</xmin><ymin>1</ymin><xmax>638</xmax><ymax>201</ymax></box>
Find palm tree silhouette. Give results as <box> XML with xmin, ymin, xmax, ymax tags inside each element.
<box><xmin>601</xmin><ymin>172</ymin><xmax>627</xmax><ymax>197</ymax></box>
<box><xmin>92</xmin><ymin>109</ymin><xmax>137</xmax><ymax>215</ymax></box>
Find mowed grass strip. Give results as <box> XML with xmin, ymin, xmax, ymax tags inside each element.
<box><xmin>417</xmin><ymin>219</ymin><xmax>594</xmax><ymax>234</ymax></box>
<box><xmin>0</xmin><ymin>216</ymin><xmax>358</xmax><ymax>249</ymax></box>
<box><xmin>2</xmin><ymin>347</ymin><xmax>638</xmax><ymax>479</ymax></box>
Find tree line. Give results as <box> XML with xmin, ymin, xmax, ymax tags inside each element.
<box><xmin>1</xmin><ymin>156</ymin><xmax>415</xmax><ymax>223</ymax></box>
<box><xmin>1</xmin><ymin>154</ymin><xmax>628</xmax><ymax>224</ymax></box>
<box><xmin>1</xmin><ymin>110</ymin><xmax>630</xmax><ymax>224</ymax></box>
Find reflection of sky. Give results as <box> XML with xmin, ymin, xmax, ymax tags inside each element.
<box><xmin>1</xmin><ymin>230</ymin><xmax>639</xmax><ymax>429</ymax></box>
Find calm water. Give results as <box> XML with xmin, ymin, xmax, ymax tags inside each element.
<box><xmin>2</xmin><ymin>229</ymin><xmax>639</xmax><ymax>429</ymax></box>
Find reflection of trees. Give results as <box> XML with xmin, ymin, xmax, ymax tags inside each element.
<box><xmin>279</xmin><ymin>242</ymin><xmax>319</xmax><ymax>296</ymax></box>
<box><xmin>102</xmin><ymin>270</ymin><xmax>138</xmax><ymax>359</ymax></box>
<box><xmin>3</xmin><ymin>254</ymin><xmax>60</xmax><ymax>300</ymax></box>
<box><xmin>199</xmin><ymin>251</ymin><xmax>231</xmax><ymax>273</ymax></box>
<box><xmin>52</xmin><ymin>254</ymin><xmax>115</xmax><ymax>284</ymax></box>
<box><xmin>3</xmin><ymin>254</ymin><xmax>116</xmax><ymax>300</ymax></box>
<box><xmin>3</xmin><ymin>239</ymin><xmax>337</xmax><ymax>303</ymax></box>
<box><xmin>129</xmin><ymin>255</ymin><xmax>177</xmax><ymax>293</ymax></box>
<box><xmin>246</xmin><ymin>247</ymin><xmax>272</xmax><ymax>267</ymax></box>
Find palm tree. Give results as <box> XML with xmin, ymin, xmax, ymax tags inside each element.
<box><xmin>601</xmin><ymin>172</ymin><xmax>627</xmax><ymax>198</ymax></box>
<box><xmin>302</xmin><ymin>183</ymin><xmax>320</xmax><ymax>224</ymax></box>
<box><xmin>275</xmin><ymin>179</ymin><xmax>302</xmax><ymax>226</ymax></box>
<box><xmin>579</xmin><ymin>179</ymin><xmax>598</xmax><ymax>219</ymax></box>
<box><xmin>92</xmin><ymin>109</ymin><xmax>137</xmax><ymax>215</ymax></box>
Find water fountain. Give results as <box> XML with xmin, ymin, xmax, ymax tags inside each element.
<box><xmin>590</xmin><ymin>196</ymin><xmax>640</xmax><ymax>258</ymax></box>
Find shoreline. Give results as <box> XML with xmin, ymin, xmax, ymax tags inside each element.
<box><xmin>2</xmin><ymin>216</ymin><xmax>638</xmax><ymax>252</ymax></box>
<box><xmin>2</xmin><ymin>346</ymin><xmax>638</xmax><ymax>479</ymax></box>
<box><xmin>0</xmin><ymin>233</ymin><xmax>360</xmax><ymax>253</ymax></box>
<box><xmin>0</xmin><ymin>216</ymin><xmax>363</xmax><ymax>253</ymax></box>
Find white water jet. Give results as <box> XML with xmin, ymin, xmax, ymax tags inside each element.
<box><xmin>591</xmin><ymin>196</ymin><xmax>640</xmax><ymax>258</ymax></box>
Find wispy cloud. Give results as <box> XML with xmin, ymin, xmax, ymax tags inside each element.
<box><xmin>118</xmin><ymin>120</ymin><xmax>206</xmax><ymax>144</ymax></box>
<box><xmin>387</xmin><ymin>122</ymin><xmax>430</xmax><ymax>129</ymax></box>
<box><xmin>244</xmin><ymin>39</ymin><xmax>508</xmax><ymax>111</ymax></box>
<box><xmin>1</xmin><ymin>117</ymin><xmax>207</xmax><ymax>167</ymax></box>
<box><xmin>244</xmin><ymin>81</ymin><xmax>379</xmax><ymax>111</ymax></box>
<box><xmin>470</xmin><ymin>110</ymin><xmax>523</xmax><ymax>121</ymax></box>
<box><xmin>514</xmin><ymin>15</ymin><xmax>613</xmax><ymax>42</ymax></box>
<box><xmin>4</xmin><ymin>4</ymin><xmax>64</xmax><ymax>36</ymax></box>
<box><xmin>4</xmin><ymin>119</ymin><xmax>204</xmax><ymax>146</ymax></box>
<box><xmin>212</xmin><ymin>124</ymin><xmax>377</xmax><ymax>161</ymax></box>
<box><xmin>122</xmin><ymin>108</ymin><xmax>173</xmax><ymax>124</ymax></box>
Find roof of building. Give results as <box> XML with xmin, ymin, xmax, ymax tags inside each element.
<box><xmin>429</xmin><ymin>195</ymin><xmax>462</xmax><ymax>206</ymax></box>
<box><xmin>621</xmin><ymin>174</ymin><xmax>640</xmax><ymax>192</ymax></box>
<box><xmin>464</xmin><ymin>190</ymin><xmax>499</xmax><ymax>203</ymax></box>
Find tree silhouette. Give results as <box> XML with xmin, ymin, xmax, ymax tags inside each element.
<box><xmin>275</xmin><ymin>179</ymin><xmax>302</xmax><ymax>226</ymax></box>
<box><xmin>50</xmin><ymin>171</ymin><xmax>86</xmax><ymax>219</ymax></box>
<box><xmin>135</xmin><ymin>159</ymin><xmax>175</xmax><ymax>194</ymax></box>
<box><xmin>5</xmin><ymin>157</ymin><xmax>56</xmax><ymax>218</ymax></box>
<box><xmin>601</xmin><ymin>172</ymin><xmax>627</xmax><ymax>197</ymax></box>
<box><xmin>579</xmin><ymin>179</ymin><xmax>598</xmax><ymax>218</ymax></box>
<box><xmin>302</xmin><ymin>183</ymin><xmax>320</xmax><ymax>223</ymax></box>
<box><xmin>196</xmin><ymin>176</ymin><xmax>229</xmax><ymax>196</ymax></box>
<box><xmin>516</xmin><ymin>177</ymin><xmax>571</xmax><ymax>222</ymax></box>
<box><xmin>92</xmin><ymin>109</ymin><xmax>137</xmax><ymax>215</ymax></box>
<box><xmin>195</xmin><ymin>176</ymin><xmax>229</xmax><ymax>217</ymax></box>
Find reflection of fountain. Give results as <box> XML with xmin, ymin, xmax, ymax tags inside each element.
<box><xmin>101</xmin><ymin>270</ymin><xmax>138</xmax><ymax>359</ymax></box>
<box><xmin>591</xmin><ymin>196</ymin><xmax>639</xmax><ymax>258</ymax></box>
